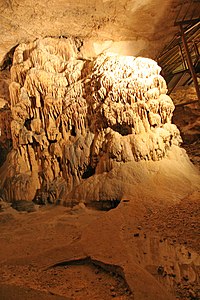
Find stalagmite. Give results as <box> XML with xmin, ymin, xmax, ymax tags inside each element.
<box><xmin>0</xmin><ymin>37</ymin><xmax>182</xmax><ymax>203</ymax></box>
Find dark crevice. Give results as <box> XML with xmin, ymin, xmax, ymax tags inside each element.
<box><xmin>71</xmin><ymin>125</ymin><xmax>76</xmax><ymax>137</ymax></box>
<box><xmin>111</xmin><ymin>124</ymin><xmax>132</xmax><ymax>136</ymax></box>
<box><xmin>49</xmin><ymin>140</ymin><xmax>57</xmax><ymax>144</ymax></box>
<box><xmin>24</xmin><ymin>118</ymin><xmax>33</xmax><ymax>130</ymax></box>
<box><xmin>0</xmin><ymin>146</ymin><xmax>8</xmax><ymax>167</ymax></box>
<box><xmin>48</xmin><ymin>257</ymin><xmax>125</xmax><ymax>278</ymax></box>
<box><xmin>0</xmin><ymin>140</ymin><xmax>12</xmax><ymax>167</ymax></box>
<box><xmin>30</xmin><ymin>97</ymin><xmax>37</xmax><ymax>109</ymax></box>
<box><xmin>0</xmin><ymin>45</ymin><xmax>18</xmax><ymax>71</ymax></box>
<box><xmin>82</xmin><ymin>165</ymin><xmax>95</xmax><ymax>179</ymax></box>
<box><xmin>40</xmin><ymin>94</ymin><xmax>44</xmax><ymax>108</ymax></box>
<box><xmin>85</xmin><ymin>199</ymin><xmax>121</xmax><ymax>211</ymax></box>
<box><xmin>32</xmin><ymin>136</ymin><xmax>40</xmax><ymax>147</ymax></box>
<box><xmin>57</xmin><ymin>157</ymin><xmax>63</xmax><ymax>171</ymax></box>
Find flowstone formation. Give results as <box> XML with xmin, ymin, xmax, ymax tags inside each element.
<box><xmin>0</xmin><ymin>37</ymin><xmax>182</xmax><ymax>203</ymax></box>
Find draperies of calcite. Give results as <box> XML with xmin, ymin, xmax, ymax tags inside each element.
<box><xmin>0</xmin><ymin>37</ymin><xmax>182</xmax><ymax>202</ymax></box>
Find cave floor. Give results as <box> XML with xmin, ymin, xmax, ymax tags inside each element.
<box><xmin>0</xmin><ymin>189</ymin><xmax>199</xmax><ymax>300</ymax></box>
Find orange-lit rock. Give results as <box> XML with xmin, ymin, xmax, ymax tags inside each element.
<box><xmin>0</xmin><ymin>37</ymin><xmax>199</xmax><ymax>204</ymax></box>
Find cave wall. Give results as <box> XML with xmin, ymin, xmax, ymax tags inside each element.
<box><xmin>0</xmin><ymin>70</ymin><xmax>12</xmax><ymax>167</ymax></box>
<box><xmin>0</xmin><ymin>0</ymin><xmax>182</xmax><ymax>65</ymax></box>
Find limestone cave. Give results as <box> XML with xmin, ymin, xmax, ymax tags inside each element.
<box><xmin>0</xmin><ymin>1</ymin><xmax>200</xmax><ymax>299</ymax></box>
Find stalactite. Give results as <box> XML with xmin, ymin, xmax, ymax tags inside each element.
<box><xmin>0</xmin><ymin>38</ymin><xmax>182</xmax><ymax>203</ymax></box>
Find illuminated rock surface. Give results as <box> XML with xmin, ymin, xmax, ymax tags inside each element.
<box><xmin>0</xmin><ymin>0</ymin><xmax>184</xmax><ymax>65</ymax></box>
<box><xmin>0</xmin><ymin>3</ymin><xmax>199</xmax><ymax>300</ymax></box>
<box><xmin>0</xmin><ymin>37</ymin><xmax>195</xmax><ymax>204</ymax></box>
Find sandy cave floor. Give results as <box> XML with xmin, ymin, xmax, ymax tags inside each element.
<box><xmin>0</xmin><ymin>178</ymin><xmax>200</xmax><ymax>300</ymax></box>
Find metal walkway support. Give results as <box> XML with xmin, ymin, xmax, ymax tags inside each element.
<box><xmin>180</xmin><ymin>24</ymin><xmax>200</xmax><ymax>101</ymax></box>
<box><xmin>157</xmin><ymin>1</ymin><xmax>200</xmax><ymax>103</ymax></box>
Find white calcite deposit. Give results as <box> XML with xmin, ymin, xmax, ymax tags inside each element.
<box><xmin>0</xmin><ymin>37</ymin><xmax>187</xmax><ymax>203</ymax></box>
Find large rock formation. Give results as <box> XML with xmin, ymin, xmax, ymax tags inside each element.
<box><xmin>0</xmin><ymin>37</ymin><xmax>186</xmax><ymax>204</ymax></box>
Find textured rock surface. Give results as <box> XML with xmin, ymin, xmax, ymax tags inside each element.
<box><xmin>172</xmin><ymin>87</ymin><xmax>200</xmax><ymax>170</ymax></box>
<box><xmin>0</xmin><ymin>0</ymin><xmax>183</xmax><ymax>65</ymax></box>
<box><xmin>171</xmin><ymin>86</ymin><xmax>199</xmax><ymax>106</ymax></box>
<box><xmin>173</xmin><ymin>102</ymin><xmax>200</xmax><ymax>143</ymax></box>
<box><xmin>0</xmin><ymin>70</ymin><xmax>12</xmax><ymax>166</ymax></box>
<box><xmin>0</xmin><ymin>37</ymin><xmax>192</xmax><ymax>203</ymax></box>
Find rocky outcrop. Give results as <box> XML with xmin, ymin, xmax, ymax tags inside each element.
<box><xmin>0</xmin><ymin>0</ymin><xmax>184</xmax><ymax>65</ymax></box>
<box><xmin>0</xmin><ymin>37</ymin><xmax>183</xmax><ymax>203</ymax></box>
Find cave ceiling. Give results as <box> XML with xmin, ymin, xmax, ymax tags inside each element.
<box><xmin>0</xmin><ymin>0</ymin><xmax>188</xmax><ymax>64</ymax></box>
